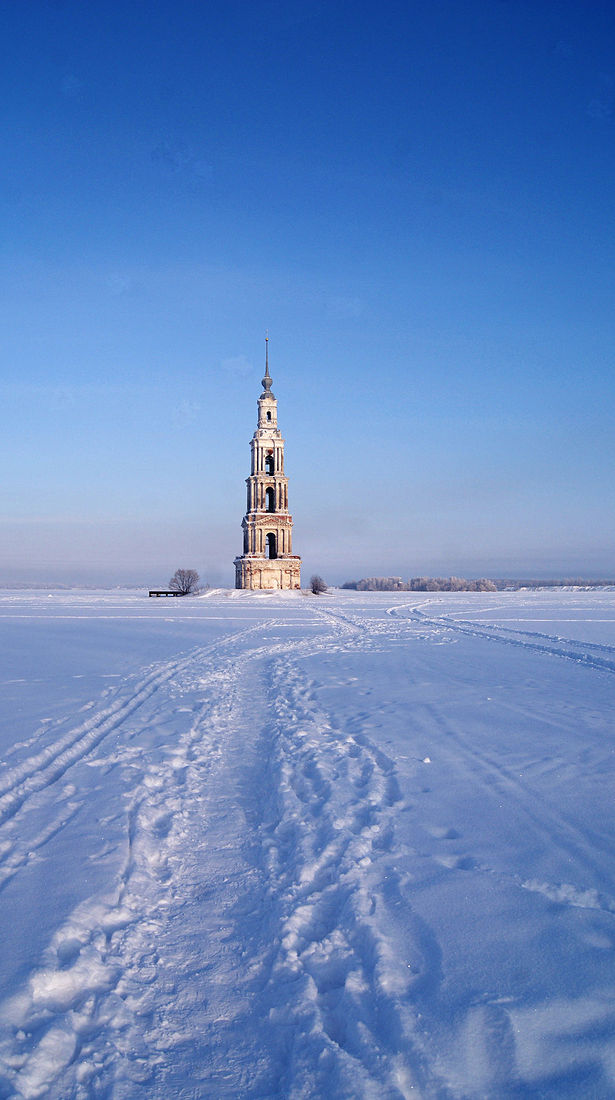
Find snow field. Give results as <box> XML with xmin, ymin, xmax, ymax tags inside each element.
<box><xmin>0</xmin><ymin>588</ymin><xmax>614</xmax><ymax>1097</ymax></box>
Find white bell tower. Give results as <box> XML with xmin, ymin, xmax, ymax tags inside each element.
<box><xmin>234</xmin><ymin>338</ymin><xmax>301</xmax><ymax>590</ymax></box>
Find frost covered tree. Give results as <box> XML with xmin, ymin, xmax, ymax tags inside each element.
<box><xmin>169</xmin><ymin>568</ymin><xmax>200</xmax><ymax>595</ymax></box>
<box><xmin>310</xmin><ymin>575</ymin><xmax>327</xmax><ymax>594</ymax></box>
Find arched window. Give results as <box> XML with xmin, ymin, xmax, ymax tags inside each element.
<box><xmin>266</xmin><ymin>411</ymin><xmax>272</xmax><ymax>421</ymax></box>
<box><xmin>265</xmin><ymin>454</ymin><xmax>275</xmax><ymax>475</ymax></box>
<box><xmin>266</xmin><ymin>533</ymin><xmax>277</xmax><ymax>560</ymax></box>
<box><xmin>266</xmin><ymin>487</ymin><xmax>275</xmax><ymax>512</ymax></box>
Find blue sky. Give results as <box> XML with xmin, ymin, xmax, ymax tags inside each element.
<box><xmin>1</xmin><ymin>0</ymin><xmax>614</xmax><ymax>585</ymax></box>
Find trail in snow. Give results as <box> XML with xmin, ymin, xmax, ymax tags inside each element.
<box><xmin>388</xmin><ymin>601</ymin><xmax>615</xmax><ymax>675</ymax></box>
<box><xmin>0</xmin><ymin>588</ymin><xmax>614</xmax><ymax>1098</ymax></box>
<box><xmin>253</xmin><ymin>649</ymin><xmax>436</xmax><ymax>1097</ymax></box>
<box><xmin>0</xmin><ymin>626</ymin><xmax>262</xmax><ymax>819</ymax></box>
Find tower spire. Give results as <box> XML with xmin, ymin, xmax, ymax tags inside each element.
<box><xmin>261</xmin><ymin>331</ymin><xmax>273</xmax><ymax>394</ymax></box>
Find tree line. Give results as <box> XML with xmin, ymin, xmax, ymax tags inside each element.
<box><xmin>342</xmin><ymin>576</ymin><xmax>614</xmax><ymax>592</ymax></box>
<box><xmin>342</xmin><ymin>577</ymin><xmax>497</xmax><ymax>592</ymax></box>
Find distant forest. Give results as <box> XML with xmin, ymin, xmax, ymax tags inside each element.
<box><xmin>341</xmin><ymin>577</ymin><xmax>615</xmax><ymax>592</ymax></box>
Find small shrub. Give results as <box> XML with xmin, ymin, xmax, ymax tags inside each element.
<box><xmin>310</xmin><ymin>575</ymin><xmax>327</xmax><ymax>595</ymax></box>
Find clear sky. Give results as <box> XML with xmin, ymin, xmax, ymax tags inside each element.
<box><xmin>1</xmin><ymin>0</ymin><xmax>614</xmax><ymax>586</ymax></box>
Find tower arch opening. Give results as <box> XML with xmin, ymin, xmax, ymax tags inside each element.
<box><xmin>266</xmin><ymin>487</ymin><xmax>275</xmax><ymax>512</ymax></box>
<box><xmin>265</xmin><ymin>453</ymin><xmax>275</xmax><ymax>475</ymax></box>
<box><xmin>266</xmin><ymin>533</ymin><xmax>277</xmax><ymax>560</ymax></box>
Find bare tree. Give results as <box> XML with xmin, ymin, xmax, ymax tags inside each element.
<box><xmin>310</xmin><ymin>574</ymin><xmax>327</xmax><ymax>595</ymax></box>
<box><xmin>169</xmin><ymin>568</ymin><xmax>200</xmax><ymax>595</ymax></box>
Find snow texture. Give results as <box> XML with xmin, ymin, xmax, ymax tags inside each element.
<box><xmin>0</xmin><ymin>587</ymin><xmax>614</xmax><ymax>1098</ymax></box>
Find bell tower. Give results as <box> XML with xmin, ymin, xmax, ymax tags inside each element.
<box><xmin>234</xmin><ymin>338</ymin><xmax>301</xmax><ymax>590</ymax></box>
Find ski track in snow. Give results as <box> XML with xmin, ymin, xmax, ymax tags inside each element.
<box><xmin>0</xmin><ymin>623</ymin><xmax>272</xmax><ymax>897</ymax></box>
<box><xmin>0</xmin><ymin>592</ymin><xmax>614</xmax><ymax>1097</ymax></box>
<box><xmin>388</xmin><ymin>602</ymin><xmax>615</xmax><ymax>676</ymax></box>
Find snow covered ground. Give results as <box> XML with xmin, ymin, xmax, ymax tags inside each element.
<box><xmin>0</xmin><ymin>586</ymin><xmax>614</xmax><ymax>1099</ymax></box>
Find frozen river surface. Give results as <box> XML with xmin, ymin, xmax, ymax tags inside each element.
<box><xmin>0</xmin><ymin>586</ymin><xmax>614</xmax><ymax>1098</ymax></box>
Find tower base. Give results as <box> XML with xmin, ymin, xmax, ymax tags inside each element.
<box><xmin>234</xmin><ymin>555</ymin><xmax>301</xmax><ymax>591</ymax></box>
